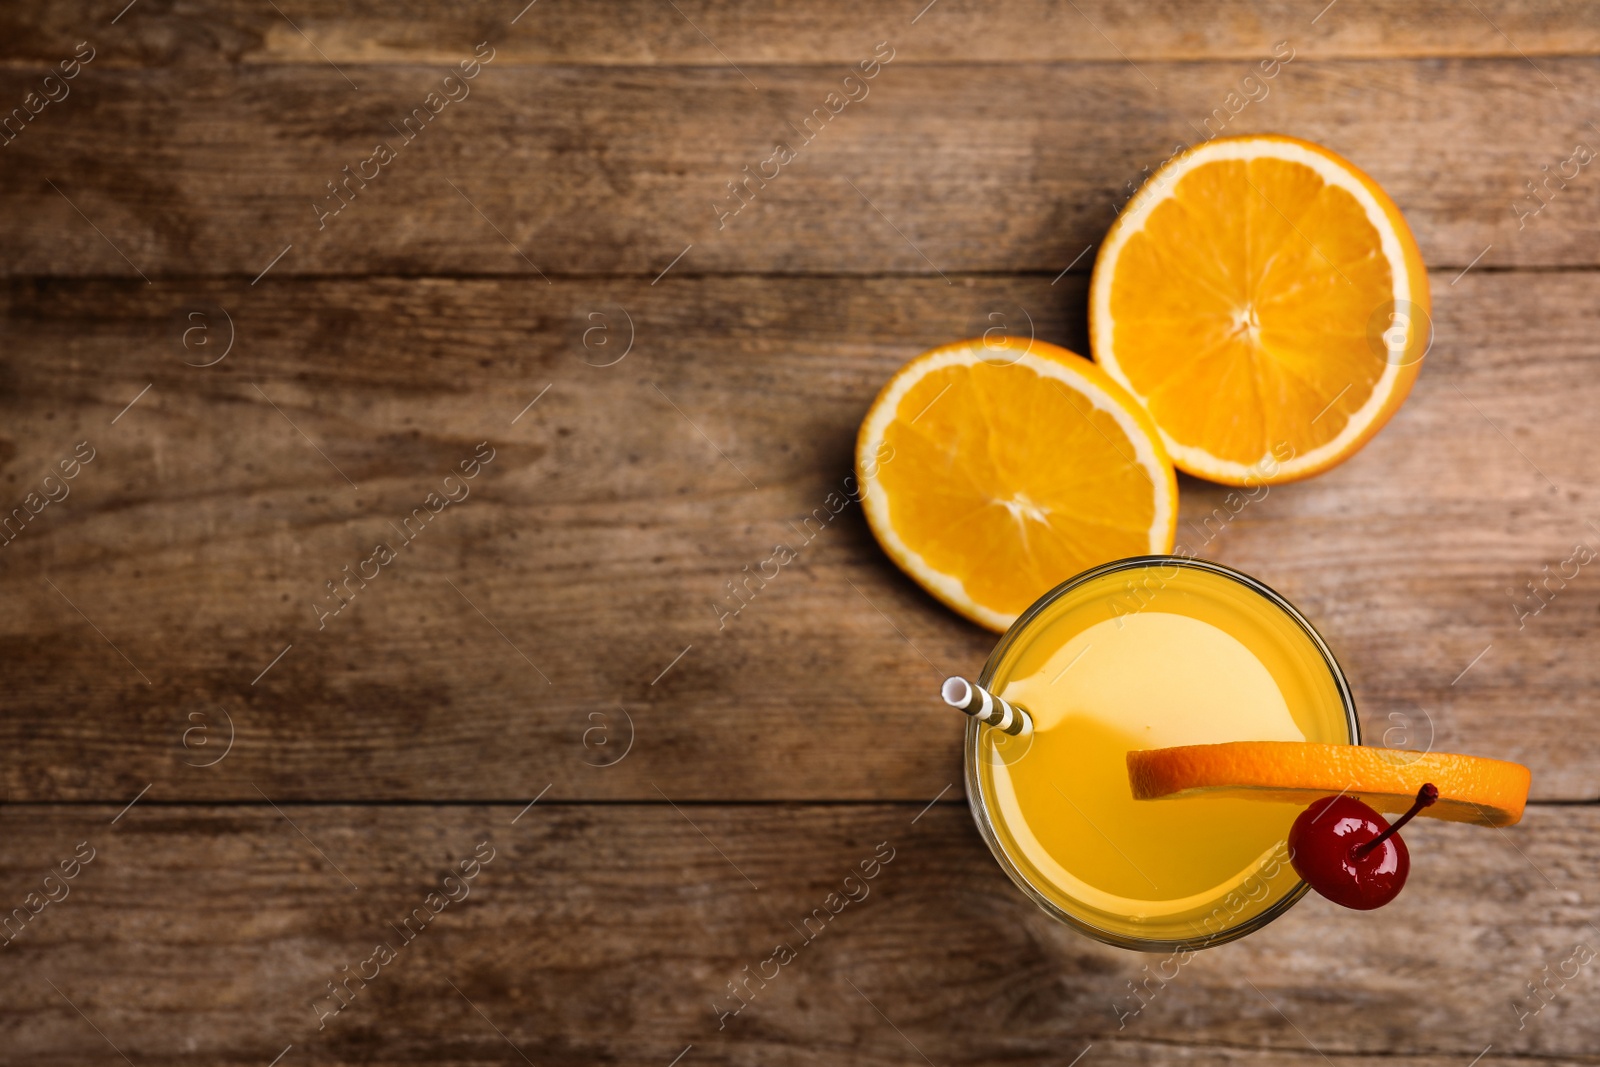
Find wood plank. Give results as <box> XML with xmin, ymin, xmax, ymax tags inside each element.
<box><xmin>0</xmin><ymin>803</ymin><xmax>1594</xmax><ymax>1064</ymax></box>
<box><xmin>0</xmin><ymin>270</ymin><xmax>1595</xmax><ymax>802</ymax></box>
<box><xmin>1</xmin><ymin>58</ymin><xmax>1595</xmax><ymax>278</ymax></box>
<box><xmin>4</xmin><ymin>1</ymin><xmax>1599</xmax><ymax>68</ymax></box>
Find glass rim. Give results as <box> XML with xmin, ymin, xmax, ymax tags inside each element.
<box><xmin>963</xmin><ymin>554</ymin><xmax>1361</xmax><ymax>952</ymax></box>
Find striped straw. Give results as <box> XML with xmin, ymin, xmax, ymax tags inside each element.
<box><xmin>941</xmin><ymin>676</ymin><xmax>1033</xmax><ymax>737</ymax></box>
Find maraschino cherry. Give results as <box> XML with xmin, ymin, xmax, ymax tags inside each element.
<box><xmin>1288</xmin><ymin>783</ymin><xmax>1439</xmax><ymax>910</ymax></box>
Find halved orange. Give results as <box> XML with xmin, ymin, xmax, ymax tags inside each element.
<box><xmin>1089</xmin><ymin>135</ymin><xmax>1430</xmax><ymax>485</ymax></box>
<box><xmin>1127</xmin><ymin>741</ymin><xmax>1531</xmax><ymax>826</ymax></box>
<box><xmin>856</xmin><ymin>337</ymin><xmax>1177</xmax><ymax>631</ymax></box>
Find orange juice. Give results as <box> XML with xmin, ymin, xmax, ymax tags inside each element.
<box><xmin>967</xmin><ymin>557</ymin><xmax>1357</xmax><ymax>948</ymax></box>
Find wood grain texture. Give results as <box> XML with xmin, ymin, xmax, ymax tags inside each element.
<box><xmin>1</xmin><ymin>270</ymin><xmax>1595</xmax><ymax>802</ymax></box>
<box><xmin>1</xmin><ymin>58</ymin><xmax>1595</xmax><ymax>279</ymax></box>
<box><xmin>6</xmin><ymin>6</ymin><xmax>1598</xmax><ymax>1060</ymax></box>
<box><xmin>0</xmin><ymin>803</ymin><xmax>1594</xmax><ymax>1065</ymax></box>
<box><xmin>4</xmin><ymin>0</ymin><xmax>1598</xmax><ymax>67</ymax></box>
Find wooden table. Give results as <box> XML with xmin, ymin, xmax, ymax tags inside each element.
<box><xmin>3</xmin><ymin>2</ymin><xmax>1597</xmax><ymax>1063</ymax></box>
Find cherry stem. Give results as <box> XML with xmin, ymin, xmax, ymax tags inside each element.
<box><xmin>1353</xmin><ymin>783</ymin><xmax>1439</xmax><ymax>859</ymax></box>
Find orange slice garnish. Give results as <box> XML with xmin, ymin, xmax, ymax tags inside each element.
<box><xmin>1090</xmin><ymin>135</ymin><xmax>1430</xmax><ymax>485</ymax></box>
<box><xmin>1127</xmin><ymin>741</ymin><xmax>1530</xmax><ymax>826</ymax></box>
<box><xmin>856</xmin><ymin>337</ymin><xmax>1177</xmax><ymax>631</ymax></box>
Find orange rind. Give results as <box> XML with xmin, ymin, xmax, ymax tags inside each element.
<box><xmin>1128</xmin><ymin>741</ymin><xmax>1530</xmax><ymax>826</ymax></box>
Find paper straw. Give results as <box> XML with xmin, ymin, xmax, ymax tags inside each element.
<box><xmin>941</xmin><ymin>676</ymin><xmax>1033</xmax><ymax>737</ymax></box>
